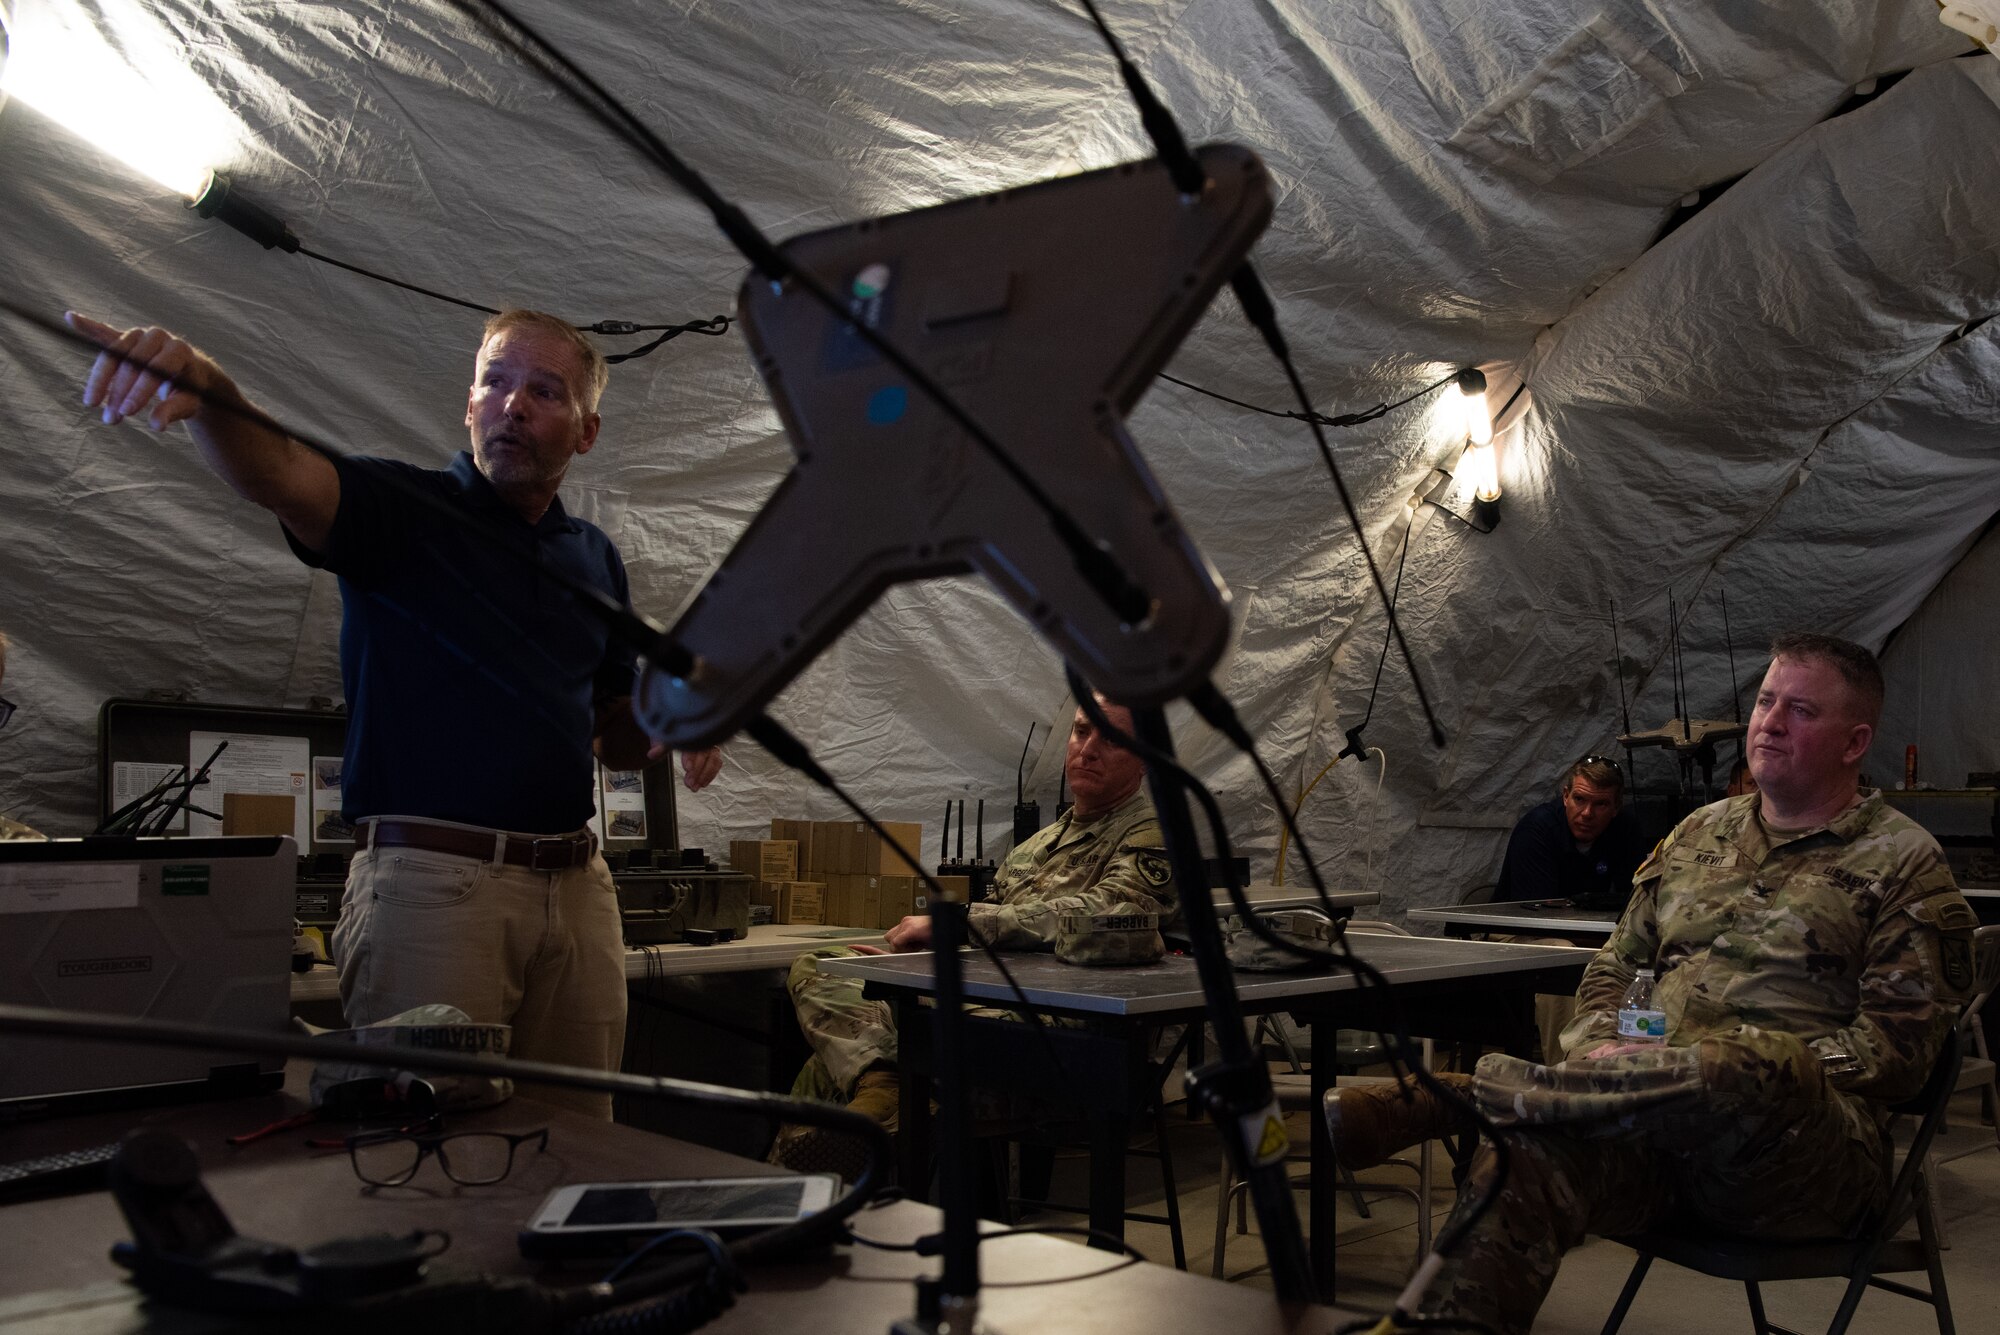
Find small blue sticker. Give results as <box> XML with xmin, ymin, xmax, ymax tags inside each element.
<box><xmin>867</xmin><ymin>385</ymin><xmax>907</xmax><ymax>424</ymax></box>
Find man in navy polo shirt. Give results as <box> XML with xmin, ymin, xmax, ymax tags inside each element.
<box><xmin>1494</xmin><ymin>754</ymin><xmax>1645</xmax><ymax>908</ymax></box>
<box><xmin>68</xmin><ymin>308</ymin><xmax>720</xmax><ymax>1118</ymax></box>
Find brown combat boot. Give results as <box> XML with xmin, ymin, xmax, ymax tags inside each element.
<box><xmin>1323</xmin><ymin>1071</ymin><xmax>1475</xmax><ymax>1169</ymax></box>
<box><xmin>768</xmin><ymin>1069</ymin><xmax>901</xmax><ymax>1184</ymax></box>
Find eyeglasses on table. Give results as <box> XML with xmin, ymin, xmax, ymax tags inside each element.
<box><xmin>334</xmin><ymin>1125</ymin><xmax>549</xmax><ymax>1187</ymax></box>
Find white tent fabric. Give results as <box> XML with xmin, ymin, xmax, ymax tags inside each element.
<box><xmin>1</xmin><ymin>1</ymin><xmax>1994</xmax><ymax>912</ymax></box>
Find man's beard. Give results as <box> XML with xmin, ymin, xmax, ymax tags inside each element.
<box><xmin>477</xmin><ymin>430</ymin><xmax>563</xmax><ymax>488</ymax></box>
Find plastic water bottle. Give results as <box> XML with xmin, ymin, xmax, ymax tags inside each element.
<box><xmin>1617</xmin><ymin>968</ymin><xmax>1667</xmax><ymax>1044</ymax></box>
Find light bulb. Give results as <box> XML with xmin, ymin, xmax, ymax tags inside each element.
<box><xmin>1462</xmin><ymin>439</ymin><xmax>1501</xmax><ymax>505</ymax></box>
<box><xmin>0</xmin><ymin>0</ymin><xmax>242</xmax><ymax>199</ymax></box>
<box><xmin>1456</xmin><ymin>367</ymin><xmax>1492</xmax><ymax>445</ymax></box>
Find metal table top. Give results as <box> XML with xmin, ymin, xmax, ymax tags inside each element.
<box><xmin>816</xmin><ymin>930</ymin><xmax>1592</xmax><ymax>1017</ymax></box>
<box><xmin>1407</xmin><ymin>900</ymin><xmax>1622</xmax><ymax>936</ymax></box>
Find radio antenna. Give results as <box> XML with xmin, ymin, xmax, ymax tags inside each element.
<box><xmin>1669</xmin><ymin>594</ymin><xmax>1690</xmax><ymax>743</ymax></box>
<box><xmin>1720</xmin><ymin>583</ymin><xmax>1741</xmax><ymax>725</ymax></box>
<box><xmin>1016</xmin><ymin>723</ymin><xmax>1037</xmax><ymax>804</ymax></box>
<box><xmin>1610</xmin><ymin>599</ymin><xmax>1632</xmax><ymax>737</ymax></box>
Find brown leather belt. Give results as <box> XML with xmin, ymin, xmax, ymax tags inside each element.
<box><xmin>356</xmin><ymin>819</ymin><xmax>597</xmax><ymax>871</ymax></box>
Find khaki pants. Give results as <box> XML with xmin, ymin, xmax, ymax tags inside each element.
<box><xmin>333</xmin><ymin>817</ymin><xmax>628</xmax><ymax>1119</ymax></box>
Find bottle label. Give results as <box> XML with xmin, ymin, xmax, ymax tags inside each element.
<box><xmin>1617</xmin><ymin>1008</ymin><xmax>1667</xmax><ymax>1041</ymax></box>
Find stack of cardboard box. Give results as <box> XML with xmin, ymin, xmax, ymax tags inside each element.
<box><xmin>727</xmin><ymin>837</ymin><xmax>821</xmax><ymax>926</ymax></box>
<box><xmin>736</xmin><ymin>819</ymin><xmax>958</xmax><ymax>929</ymax></box>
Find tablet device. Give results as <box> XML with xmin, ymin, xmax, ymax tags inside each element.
<box><xmin>520</xmin><ymin>1174</ymin><xmax>839</xmax><ymax>1258</ymax></box>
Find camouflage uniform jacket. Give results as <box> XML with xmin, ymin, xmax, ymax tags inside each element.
<box><xmin>1560</xmin><ymin>790</ymin><xmax>1976</xmax><ymax>1112</ymax></box>
<box><xmin>966</xmin><ymin>788</ymin><xmax>1178</xmax><ymax>950</ymax></box>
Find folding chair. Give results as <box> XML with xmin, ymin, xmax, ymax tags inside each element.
<box><xmin>1599</xmin><ymin>1040</ymin><xmax>1962</xmax><ymax>1335</ymax></box>
<box><xmin>1925</xmin><ymin>922</ymin><xmax>2000</xmax><ymax>1246</ymax></box>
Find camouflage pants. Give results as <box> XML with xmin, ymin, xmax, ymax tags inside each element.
<box><xmin>784</xmin><ymin>947</ymin><xmax>1163</xmax><ymax>1122</ymax></box>
<box><xmin>1426</xmin><ymin>1026</ymin><xmax>1886</xmax><ymax>1335</ymax></box>
<box><xmin>786</xmin><ymin>947</ymin><xmax>899</xmax><ymax>1104</ymax></box>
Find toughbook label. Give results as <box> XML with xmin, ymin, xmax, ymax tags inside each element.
<box><xmin>58</xmin><ymin>955</ymin><xmax>153</xmax><ymax>977</ymax></box>
<box><xmin>161</xmin><ymin>865</ymin><xmax>211</xmax><ymax>896</ymax></box>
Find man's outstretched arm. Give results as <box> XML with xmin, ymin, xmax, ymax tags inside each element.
<box><xmin>67</xmin><ymin>311</ymin><xmax>339</xmax><ymax>551</ymax></box>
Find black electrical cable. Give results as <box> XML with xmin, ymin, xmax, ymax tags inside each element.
<box><xmin>441</xmin><ymin>0</ymin><xmax>1155</xmax><ymax>628</ymax></box>
<box><xmin>11</xmin><ymin>311</ymin><xmax>1090</xmax><ymax>1122</ymax></box>
<box><xmin>1348</xmin><ymin>516</ymin><xmax>1414</xmax><ymax>740</ymax></box>
<box><xmin>7</xmin><ymin>299</ymin><xmax>690</xmax><ymax>676</ymax></box>
<box><xmin>1232</xmin><ymin>270</ymin><xmax>1446</xmax><ymax>747</ymax></box>
<box><xmin>295</xmin><ymin>243</ymin><xmax>504</xmax><ymax>316</ymax></box>
<box><xmin>1049</xmin><ymin>25</ymin><xmax>1514</xmax><ymax>1296</ymax></box>
<box><xmin>1072</xmin><ymin>669</ymin><xmax>1513</xmax><ymax>1290</ymax></box>
<box><xmin>1066</xmin><ymin>0</ymin><xmax>1444</xmax><ymax>747</ymax></box>
<box><xmin>1159</xmin><ymin>369</ymin><xmax>1456</xmax><ymax>431</ymax></box>
<box><xmin>296</xmin><ymin>242</ymin><xmax>736</xmax><ymax>362</ymax></box>
<box><xmin>579</xmin><ymin>1229</ymin><xmax>744</xmax><ymax>1335</ymax></box>
<box><xmin>742</xmin><ymin>714</ymin><xmax>1094</xmax><ymax>1124</ymax></box>
<box><xmin>7</xmin><ymin>299</ymin><xmax>1100</xmax><ymax>1155</ymax></box>
<box><xmin>843</xmin><ymin>1221</ymin><xmax>1147</xmax><ymax>1266</ymax></box>
<box><xmin>0</xmin><ymin>1003</ymin><xmax>888</xmax><ymax>1327</ymax></box>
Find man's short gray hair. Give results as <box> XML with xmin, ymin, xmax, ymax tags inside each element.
<box><xmin>478</xmin><ymin>309</ymin><xmax>610</xmax><ymax>412</ymax></box>
<box><xmin>1562</xmin><ymin>754</ymin><xmax>1624</xmax><ymax>797</ymax></box>
<box><xmin>1768</xmin><ymin>632</ymin><xmax>1884</xmax><ymax>726</ymax></box>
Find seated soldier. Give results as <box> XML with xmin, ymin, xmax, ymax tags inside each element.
<box><xmin>770</xmin><ymin>695</ymin><xmax>1177</xmax><ymax>1175</ymax></box>
<box><xmin>0</xmin><ymin>632</ymin><xmax>45</xmax><ymax>842</ymax></box>
<box><xmin>1493</xmin><ymin>753</ymin><xmax>1646</xmax><ymax>908</ymax></box>
<box><xmin>1327</xmin><ymin>632</ymin><xmax>1976</xmax><ymax>1335</ymax></box>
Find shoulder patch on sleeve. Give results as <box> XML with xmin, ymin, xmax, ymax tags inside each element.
<box><xmin>1902</xmin><ymin>893</ymin><xmax>1979</xmax><ymax>932</ymax></box>
<box><xmin>1134</xmin><ymin>849</ymin><xmax>1172</xmax><ymax>887</ymax></box>
<box><xmin>1941</xmin><ymin>934</ymin><xmax>1974</xmax><ymax>992</ymax></box>
<box><xmin>1120</xmin><ymin>819</ymin><xmax>1166</xmax><ymax>849</ymax></box>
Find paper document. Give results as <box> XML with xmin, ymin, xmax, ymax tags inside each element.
<box><xmin>188</xmin><ymin>731</ymin><xmax>311</xmax><ymax>848</ymax></box>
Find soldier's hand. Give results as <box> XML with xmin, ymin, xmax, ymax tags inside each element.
<box><xmin>884</xmin><ymin>915</ymin><xmax>934</xmax><ymax>953</ymax></box>
<box><xmin>1582</xmin><ymin>1041</ymin><xmax>1660</xmax><ymax>1060</ymax></box>
<box><xmin>67</xmin><ymin>312</ymin><xmax>233</xmax><ymax>432</ymax></box>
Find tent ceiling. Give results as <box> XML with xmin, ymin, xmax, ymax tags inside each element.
<box><xmin>0</xmin><ymin>2</ymin><xmax>1992</xmax><ymax>900</ymax></box>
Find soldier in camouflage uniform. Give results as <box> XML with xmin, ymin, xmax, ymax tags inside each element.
<box><xmin>1328</xmin><ymin>633</ymin><xmax>1976</xmax><ymax>1335</ymax></box>
<box><xmin>771</xmin><ymin>698</ymin><xmax>1177</xmax><ymax>1170</ymax></box>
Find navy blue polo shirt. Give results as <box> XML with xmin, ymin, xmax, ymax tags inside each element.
<box><xmin>1494</xmin><ymin>798</ymin><xmax>1646</xmax><ymax>908</ymax></box>
<box><xmin>285</xmin><ymin>451</ymin><xmax>637</xmax><ymax>833</ymax></box>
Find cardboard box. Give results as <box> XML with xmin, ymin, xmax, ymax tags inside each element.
<box><xmin>807</xmin><ymin>820</ymin><xmax>848</xmax><ymax>874</ymax></box>
<box><xmin>773</xmin><ymin>881</ymin><xmax>824</xmax><ymax>925</ymax></box>
<box><xmin>862</xmin><ymin>822</ymin><xmax>926</xmax><ymax>876</ymax></box>
<box><xmin>771</xmin><ymin>820</ymin><xmax>817</xmax><ymax>872</ymax></box>
<box><xmin>819</xmin><ymin>873</ymin><xmax>849</xmax><ymax>926</ymax></box>
<box><xmin>875</xmin><ymin>874</ymin><xmax>916</xmax><ymax>928</ymax></box>
<box><xmin>729</xmin><ymin>839</ymin><xmax>798</xmax><ymax>885</ymax></box>
<box><xmin>223</xmin><ymin>793</ymin><xmax>296</xmax><ymax>837</ymax></box>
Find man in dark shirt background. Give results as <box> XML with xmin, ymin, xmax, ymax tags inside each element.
<box><xmin>1491</xmin><ymin>754</ymin><xmax>1647</xmax><ymax>1061</ymax></box>
<box><xmin>1495</xmin><ymin>754</ymin><xmax>1646</xmax><ymax>908</ymax></box>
